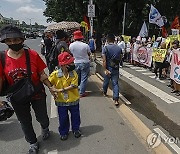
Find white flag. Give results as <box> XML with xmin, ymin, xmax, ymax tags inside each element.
<box><xmin>149</xmin><ymin>4</ymin><xmax>164</xmax><ymax>27</ymax></box>
<box><xmin>139</xmin><ymin>21</ymin><xmax>148</xmax><ymax>37</ymax></box>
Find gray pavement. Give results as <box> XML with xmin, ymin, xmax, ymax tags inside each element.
<box><xmin>0</xmin><ymin>39</ymin><xmax>178</xmax><ymax>154</ymax></box>
<box><xmin>38</xmin><ymin>78</ymin><xmax>150</xmax><ymax>154</ymax></box>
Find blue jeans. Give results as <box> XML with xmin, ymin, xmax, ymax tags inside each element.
<box><xmin>75</xmin><ymin>62</ymin><xmax>90</xmax><ymax>95</ymax></box>
<box><xmin>103</xmin><ymin>69</ymin><xmax>119</xmax><ymax>101</ymax></box>
<box><xmin>57</xmin><ymin>104</ymin><xmax>81</xmax><ymax>136</ymax></box>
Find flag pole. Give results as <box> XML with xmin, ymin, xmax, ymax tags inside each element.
<box><xmin>122</xmin><ymin>2</ymin><xmax>126</xmax><ymax>35</ymax></box>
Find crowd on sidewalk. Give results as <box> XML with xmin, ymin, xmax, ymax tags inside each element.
<box><xmin>1</xmin><ymin>23</ymin><xmax>180</xmax><ymax>154</ymax></box>
<box><xmin>101</xmin><ymin>34</ymin><xmax>180</xmax><ymax>96</ymax></box>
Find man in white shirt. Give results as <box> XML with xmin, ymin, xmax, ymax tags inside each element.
<box><xmin>69</xmin><ymin>30</ymin><xmax>91</xmax><ymax>97</ymax></box>
<box><xmin>117</xmin><ymin>36</ymin><xmax>125</xmax><ymax>67</ymax></box>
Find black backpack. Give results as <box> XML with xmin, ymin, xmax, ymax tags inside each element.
<box><xmin>46</xmin><ymin>43</ymin><xmax>59</xmax><ymax>73</ymax></box>
<box><xmin>46</xmin><ymin>41</ymin><xmax>67</xmax><ymax>73</ymax></box>
<box><xmin>0</xmin><ymin>51</ymin><xmax>9</xmax><ymax>96</ymax></box>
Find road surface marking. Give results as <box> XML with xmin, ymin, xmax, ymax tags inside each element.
<box><xmin>121</xmin><ymin>69</ymin><xmax>180</xmax><ymax>104</ymax></box>
<box><xmin>136</xmin><ymin>69</ymin><xmax>147</xmax><ymax>72</ymax></box>
<box><xmin>96</xmin><ymin>60</ymin><xmax>179</xmax><ymax>104</ymax></box>
<box><xmin>154</xmin><ymin>128</ymin><xmax>180</xmax><ymax>154</ymax></box>
<box><xmin>149</xmin><ymin>75</ymin><xmax>156</xmax><ymax>79</ymax></box>
<box><xmin>91</xmin><ymin>74</ymin><xmax>172</xmax><ymax>154</ymax></box>
<box><xmin>50</xmin><ymin>96</ymin><xmax>58</xmax><ymax>118</ymax></box>
<box><xmin>125</xmin><ymin>64</ymin><xmax>134</xmax><ymax>67</ymax></box>
<box><xmin>129</xmin><ymin>66</ymin><xmax>142</xmax><ymax>69</ymax></box>
<box><xmin>48</xmin><ymin>150</ymin><xmax>58</xmax><ymax>154</ymax></box>
<box><xmin>143</xmin><ymin>72</ymin><xmax>155</xmax><ymax>75</ymax></box>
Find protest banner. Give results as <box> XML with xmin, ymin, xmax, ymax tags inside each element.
<box><xmin>122</xmin><ymin>35</ymin><xmax>131</xmax><ymax>43</ymax></box>
<box><xmin>170</xmin><ymin>49</ymin><xmax>180</xmax><ymax>84</ymax></box>
<box><xmin>169</xmin><ymin>35</ymin><xmax>179</xmax><ymax>44</ymax></box>
<box><xmin>133</xmin><ymin>46</ymin><xmax>153</xmax><ymax>67</ymax></box>
<box><xmin>153</xmin><ymin>49</ymin><xmax>167</xmax><ymax>63</ymax></box>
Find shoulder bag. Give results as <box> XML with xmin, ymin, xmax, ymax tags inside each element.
<box><xmin>7</xmin><ymin>49</ymin><xmax>35</xmax><ymax>104</ymax></box>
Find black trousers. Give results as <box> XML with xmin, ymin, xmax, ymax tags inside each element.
<box><xmin>10</xmin><ymin>96</ymin><xmax>49</xmax><ymax>144</ymax></box>
<box><xmin>154</xmin><ymin>62</ymin><xmax>164</xmax><ymax>78</ymax></box>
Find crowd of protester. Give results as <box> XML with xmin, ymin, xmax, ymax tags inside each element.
<box><xmin>101</xmin><ymin>34</ymin><xmax>180</xmax><ymax>96</ymax></box>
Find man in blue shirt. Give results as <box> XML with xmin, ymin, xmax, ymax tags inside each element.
<box><xmin>102</xmin><ymin>34</ymin><xmax>123</xmax><ymax>107</ymax></box>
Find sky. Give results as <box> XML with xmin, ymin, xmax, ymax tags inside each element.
<box><xmin>0</xmin><ymin>0</ymin><xmax>52</xmax><ymax>26</ymax></box>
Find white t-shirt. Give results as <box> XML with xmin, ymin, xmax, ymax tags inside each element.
<box><xmin>126</xmin><ymin>42</ymin><xmax>131</xmax><ymax>53</ymax></box>
<box><xmin>69</xmin><ymin>41</ymin><xmax>91</xmax><ymax>63</ymax></box>
<box><xmin>118</xmin><ymin>41</ymin><xmax>125</xmax><ymax>53</ymax></box>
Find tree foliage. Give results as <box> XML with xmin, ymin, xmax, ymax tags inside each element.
<box><xmin>43</xmin><ymin>0</ymin><xmax>180</xmax><ymax>36</ymax></box>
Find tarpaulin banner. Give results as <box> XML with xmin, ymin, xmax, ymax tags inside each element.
<box><xmin>170</xmin><ymin>49</ymin><xmax>180</xmax><ymax>84</ymax></box>
<box><xmin>133</xmin><ymin>46</ymin><xmax>153</xmax><ymax>67</ymax></box>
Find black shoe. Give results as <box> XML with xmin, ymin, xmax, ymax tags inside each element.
<box><xmin>159</xmin><ymin>77</ymin><xmax>165</xmax><ymax>80</ymax></box>
<box><xmin>42</xmin><ymin>128</ymin><xmax>50</xmax><ymax>140</ymax></box>
<box><xmin>60</xmin><ymin>135</ymin><xmax>68</xmax><ymax>141</ymax></box>
<box><xmin>114</xmin><ymin>101</ymin><xmax>120</xmax><ymax>108</ymax></box>
<box><xmin>171</xmin><ymin>90</ymin><xmax>178</xmax><ymax>93</ymax></box>
<box><xmin>102</xmin><ymin>92</ymin><xmax>107</xmax><ymax>97</ymax></box>
<box><xmin>28</xmin><ymin>142</ymin><xmax>39</xmax><ymax>154</ymax></box>
<box><xmin>73</xmin><ymin>130</ymin><xmax>81</xmax><ymax>138</ymax></box>
<box><xmin>167</xmin><ymin>84</ymin><xmax>172</xmax><ymax>88</ymax></box>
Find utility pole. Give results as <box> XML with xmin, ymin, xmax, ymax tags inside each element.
<box><xmin>27</xmin><ymin>18</ymin><xmax>33</xmax><ymax>32</ymax></box>
<box><xmin>122</xmin><ymin>2</ymin><xmax>126</xmax><ymax>35</ymax></box>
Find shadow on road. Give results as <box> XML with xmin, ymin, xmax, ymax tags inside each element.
<box><xmin>0</xmin><ymin>118</ymin><xmax>23</xmax><ymax>141</ymax></box>
<box><xmin>39</xmin><ymin>125</ymin><xmax>104</xmax><ymax>153</ymax></box>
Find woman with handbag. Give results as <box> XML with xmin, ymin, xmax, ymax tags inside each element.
<box><xmin>0</xmin><ymin>25</ymin><xmax>56</xmax><ymax>154</ymax></box>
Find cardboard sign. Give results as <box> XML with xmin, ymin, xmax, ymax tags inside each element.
<box><xmin>153</xmin><ymin>49</ymin><xmax>167</xmax><ymax>63</ymax></box>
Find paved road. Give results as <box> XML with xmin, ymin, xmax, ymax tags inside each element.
<box><xmin>0</xmin><ymin>39</ymin><xmax>179</xmax><ymax>154</ymax></box>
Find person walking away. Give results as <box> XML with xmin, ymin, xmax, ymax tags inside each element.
<box><xmin>89</xmin><ymin>35</ymin><xmax>96</xmax><ymax>59</ymax></box>
<box><xmin>102</xmin><ymin>34</ymin><xmax>123</xmax><ymax>107</ymax></box>
<box><xmin>48</xmin><ymin>52</ymin><xmax>81</xmax><ymax>140</ymax></box>
<box><xmin>44</xmin><ymin>31</ymin><xmax>54</xmax><ymax>70</ymax></box>
<box><xmin>55</xmin><ymin>30</ymin><xmax>69</xmax><ymax>53</ymax></box>
<box><xmin>117</xmin><ymin>36</ymin><xmax>125</xmax><ymax>67</ymax></box>
<box><xmin>69</xmin><ymin>30</ymin><xmax>91</xmax><ymax>97</ymax></box>
<box><xmin>40</xmin><ymin>33</ymin><xmax>46</xmax><ymax>56</ymax></box>
<box><xmin>126</xmin><ymin>39</ymin><xmax>131</xmax><ymax>62</ymax></box>
<box><xmin>0</xmin><ymin>25</ymin><xmax>56</xmax><ymax>154</ymax></box>
<box><xmin>47</xmin><ymin>30</ymin><xmax>70</xmax><ymax>74</ymax></box>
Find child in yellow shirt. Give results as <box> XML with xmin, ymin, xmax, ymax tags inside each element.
<box><xmin>49</xmin><ymin>52</ymin><xmax>81</xmax><ymax>140</ymax></box>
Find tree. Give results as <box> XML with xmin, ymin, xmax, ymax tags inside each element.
<box><xmin>34</xmin><ymin>22</ymin><xmax>39</xmax><ymax>30</ymax></box>
<box><xmin>42</xmin><ymin>0</ymin><xmax>180</xmax><ymax>41</ymax></box>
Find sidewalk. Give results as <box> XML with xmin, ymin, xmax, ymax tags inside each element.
<box><xmin>39</xmin><ymin>76</ymin><xmax>151</xmax><ymax>154</ymax></box>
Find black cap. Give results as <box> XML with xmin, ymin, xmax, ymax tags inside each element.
<box><xmin>56</xmin><ymin>30</ymin><xmax>68</xmax><ymax>39</ymax></box>
<box><xmin>0</xmin><ymin>25</ymin><xmax>25</xmax><ymax>43</ymax></box>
